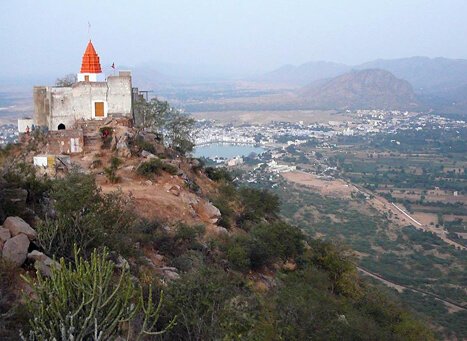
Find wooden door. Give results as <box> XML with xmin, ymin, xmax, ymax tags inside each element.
<box><xmin>95</xmin><ymin>102</ymin><xmax>104</xmax><ymax>117</ymax></box>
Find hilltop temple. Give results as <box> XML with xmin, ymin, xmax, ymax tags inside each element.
<box><xmin>32</xmin><ymin>40</ymin><xmax>134</xmax><ymax>131</ymax></box>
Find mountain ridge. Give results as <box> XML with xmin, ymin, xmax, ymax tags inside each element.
<box><xmin>260</xmin><ymin>56</ymin><xmax>467</xmax><ymax>91</ymax></box>
<box><xmin>298</xmin><ymin>68</ymin><xmax>418</xmax><ymax>110</ymax></box>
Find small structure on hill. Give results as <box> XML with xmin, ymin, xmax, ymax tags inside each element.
<box><xmin>32</xmin><ymin>40</ymin><xmax>134</xmax><ymax>131</ymax></box>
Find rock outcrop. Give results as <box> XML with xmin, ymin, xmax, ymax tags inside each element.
<box><xmin>1</xmin><ymin>216</ymin><xmax>38</xmax><ymax>267</ymax></box>
<box><xmin>2</xmin><ymin>234</ymin><xmax>30</xmax><ymax>266</ymax></box>
<box><xmin>27</xmin><ymin>250</ymin><xmax>61</xmax><ymax>277</ymax></box>
<box><xmin>3</xmin><ymin>216</ymin><xmax>37</xmax><ymax>240</ymax></box>
<box><xmin>0</xmin><ymin>227</ymin><xmax>11</xmax><ymax>242</ymax></box>
<box><xmin>199</xmin><ymin>201</ymin><xmax>222</xmax><ymax>224</ymax></box>
<box><xmin>141</xmin><ymin>150</ymin><xmax>158</xmax><ymax>159</ymax></box>
<box><xmin>114</xmin><ymin>129</ymin><xmax>133</xmax><ymax>158</ymax></box>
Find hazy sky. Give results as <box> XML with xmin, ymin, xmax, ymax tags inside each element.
<box><xmin>2</xmin><ymin>0</ymin><xmax>467</xmax><ymax>80</ymax></box>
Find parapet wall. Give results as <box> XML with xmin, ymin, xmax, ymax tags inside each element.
<box><xmin>46</xmin><ymin>129</ymin><xmax>84</xmax><ymax>155</ymax></box>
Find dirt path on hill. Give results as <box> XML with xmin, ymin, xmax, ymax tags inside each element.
<box><xmin>355</xmin><ymin>185</ymin><xmax>466</xmax><ymax>251</ymax></box>
<box><xmin>357</xmin><ymin>266</ymin><xmax>466</xmax><ymax>313</ymax></box>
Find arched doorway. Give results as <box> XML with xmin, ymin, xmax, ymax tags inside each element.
<box><xmin>58</xmin><ymin>123</ymin><xmax>66</xmax><ymax>130</ymax></box>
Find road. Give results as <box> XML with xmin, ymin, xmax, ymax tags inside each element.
<box><xmin>354</xmin><ymin>184</ymin><xmax>466</xmax><ymax>250</ymax></box>
<box><xmin>357</xmin><ymin>266</ymin><xmax>466</xmax><ymax>313</ymax></box>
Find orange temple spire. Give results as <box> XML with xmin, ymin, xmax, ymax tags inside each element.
<box><xmin>80</xmin><ymin>40</ymin><xmax>102</xmax><ymax>73</ymax></box>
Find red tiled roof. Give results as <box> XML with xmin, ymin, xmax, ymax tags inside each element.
<box><xmin>80</xmin><ymin>40</ymin><xmax>102</xmax><ymax>73</ymax></box>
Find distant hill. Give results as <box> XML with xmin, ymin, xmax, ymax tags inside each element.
<box><xmin>261</xmin><ymin>57</ymin><xmax>467</xmax><ymax>92</ymax></box>
<box><xmin>356</xmin><ymin>57</ymin><xmax>467</xmax><ymax>93</ymax></box>
<box><xmin>298</xmin><ymin>69</ymin><xmax>418</xmax><ymax>110</ymax></box>
<box><xmin>256</xmin><ymin>61</ymin><xmax>350</xmax><ymax>86</ymax></box>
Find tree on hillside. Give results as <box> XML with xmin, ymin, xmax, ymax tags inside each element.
<box><xmin>55</xmin><ymin>74</ymin><xmax>77</xmax><ymax>87</ymax></box>
<box><xmin>134</xmin><ymin>97</ymin><xmax>195</xmax><ymax>155</ymax></box>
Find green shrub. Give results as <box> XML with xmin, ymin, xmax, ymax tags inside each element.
<box><xmin>174</xmin><ymin>224</ymin><xmax>205</xmax><ymax>251</ymax></box>
<box><xmin>170</xmin><ymin>251</ymin><xmax>203</xmax><ymax>273</ymax></box>
<box><xmin>91</xmin><ymin>158</ymin><xmax>102</xmax><ymax>168</ymax></box>
<box><xmin>134</xmin><ymin>136</ymin><xmax>156</xmax><ymax>154</ymax></box>
<box><xmin>153</xmin><ymin>230</ymin><xmax>178</xmax><ymax>257</ymax></box>
<box><xmin>175</xmin><ymin>224</ymin><xmax>204</xmax><ymax>241</ymax></box>
<box><xmin>162</xmin><ymin>162</ymin><xmax>179</xmax><ymax>175</ymax></box>
<box><xmin>137</xmin><ymin>159</ymin><xmax>178</xmax><ymax>178</ymax></box>
<box><xmin>209</xmin><ymin>183</ymin><xmax>238</xmax><ymax>228</ymax></box>
<box><xmin>205</xmin><ymin>167</ymin><xmax>233</xmax><ymax>182</ymax></box>
<box><xmin>249</xmin><ymin>222</ymin><xmax>304</xmax><ymax>269</ymax></box>
<box><xmin>21</xmin><ymin>247</ymin><xmax>175</xmax><ymax>340</ymax></box>
<box><xmin>226</xmin><ymin>237</ymin><xmax>251</xmax><ymax>271</ymax></box>
<box><xmin>104</xmin><ymin>156</ymin><xmax>122</xmax><ymax>183</ymax></box>
<box><xmin>160</xmin><ymin>266</ymin><xmax>258</xmax><ymax>340</ymax></box>
<box><xmin>308</xmin><ymin>240</ymin><xmax>361</xmax><ymax>297</ymax></box>
<box><xmin>2</xmin><ymin>161</ymin><xmax>52</xmax><ymax>217</ymax></box>
<box><xmin>211</xmin><ymin>197</ymin><xmax>235</xmax><ymax>228</ymax></box>
<box><xmin>238</xmin><ymin>188</ymin><xmax>280</xmax><ymax>226</ymax></box>
<box><xmin>132</xmin><ymin>218</ymin><xmax>164</xmax><ymax>243</ymax></box>
<box><xmin>36</xmin><ymin>171</ymin><xmax>134</xmax><ymax>259</ymax></box>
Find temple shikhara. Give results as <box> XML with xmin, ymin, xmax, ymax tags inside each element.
<box><xmin>30</xmin><ymin>40</ymin><xmax>133</xmax><ymax>132</ymax></box>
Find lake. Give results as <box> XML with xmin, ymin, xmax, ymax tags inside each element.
<box><xmin>193</xmin><ymin>143</ymin><xmax>265</xmax><ymax>159</ymax></box>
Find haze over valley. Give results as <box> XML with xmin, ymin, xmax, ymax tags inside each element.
<box><xmin>1</xmin><ymin>1</ymin><xmax>466</xmax><ymax>339</ymax></box>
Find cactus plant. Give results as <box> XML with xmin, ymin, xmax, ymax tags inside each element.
<box><xmin>21</xmin><ymin>246</ymin><xmax>175</xmax><ymax>340</ymax></box>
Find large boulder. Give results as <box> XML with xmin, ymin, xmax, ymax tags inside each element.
<box><xmin>3</xmin><ymin>216</ymin><xmax>37</xmax><ymax>240</ymax></box>
<box><xmin>201</xmin><ymin>201</ymin><xmax>221</xmax><ymax>223</ymax></box>
<box><xmin>116</xmin><ymin>133</ymin><xmax>132</xmax><ymax>158</ymax></box>
<box><xmin>0</xmin><ymin>227</ymin><xmax>11</xmax><ymax>242</ymax></box>
<box><xmin>2</xmin><ymin>234</ymin><xmax>30</xmax><ymax>266</ymax></box>
<box><xmin>27</xmin><ymin>250</ymin><xmax>61</xmax><ymax>277</ymax></box>
<box><xmin>141</xmin><ymin>150</ymin><xmax>157</xmax><ymax>159</ymax></box>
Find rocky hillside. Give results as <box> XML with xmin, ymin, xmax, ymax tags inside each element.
<box><xmin>298</xmin><ymin>69</ymin><xmax>419</xmax><ymax>110</ymax></box>
<box><xmin>0</xmin><ymin>122</ymin><xmax>435</xmax><ymax>340</ymax></box>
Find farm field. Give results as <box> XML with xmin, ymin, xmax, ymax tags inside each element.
<box><xmin>301</xmin><ymin>127</ymin><xmax>467</xmax><ymax>248</ymax></box>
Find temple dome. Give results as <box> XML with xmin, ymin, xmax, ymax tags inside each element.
<box><xmin>80</xmin><ymin>40</ymin><xmax>102</xmax><ymax>73</ymax></box>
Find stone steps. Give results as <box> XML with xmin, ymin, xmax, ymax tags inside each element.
<box><xmin>84</xmin><ymin>135</ymin><xmax>100</xmax><ymax>144</ymax></box>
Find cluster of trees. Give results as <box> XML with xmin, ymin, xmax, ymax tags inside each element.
<box><xmin>134</xmin><ymin>97</ymin><xmax>195</xmax><ymax>155</ymax></box>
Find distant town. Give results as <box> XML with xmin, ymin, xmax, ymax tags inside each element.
<box><xmin>0</xmin><ymin>123</ymin><xmax>18</xmax><ymax>145</ymax></box>
<box><xmin>2</xmin><ymin>109</ymin><xmax>464</xmax><ymax>151</ymax></box>
<box><xmin>192</xmin><ymin>109</ymin><xmax>465</xmax><ymax>164</ymax></box>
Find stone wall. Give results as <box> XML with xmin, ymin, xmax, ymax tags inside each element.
<box><xmin>33</xmin><ymin>86</ymin><xmax>49</xmax><ymax>127</ymax></box>
<box><xmin>107</xmin><ymin>75</ymin><xmax>132</xmax><ymax>117</ymax></box>
<box><xmin>46</xmin><ymin>129</ymin><xmax>84</xmax><ymax>155</ymax></box>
